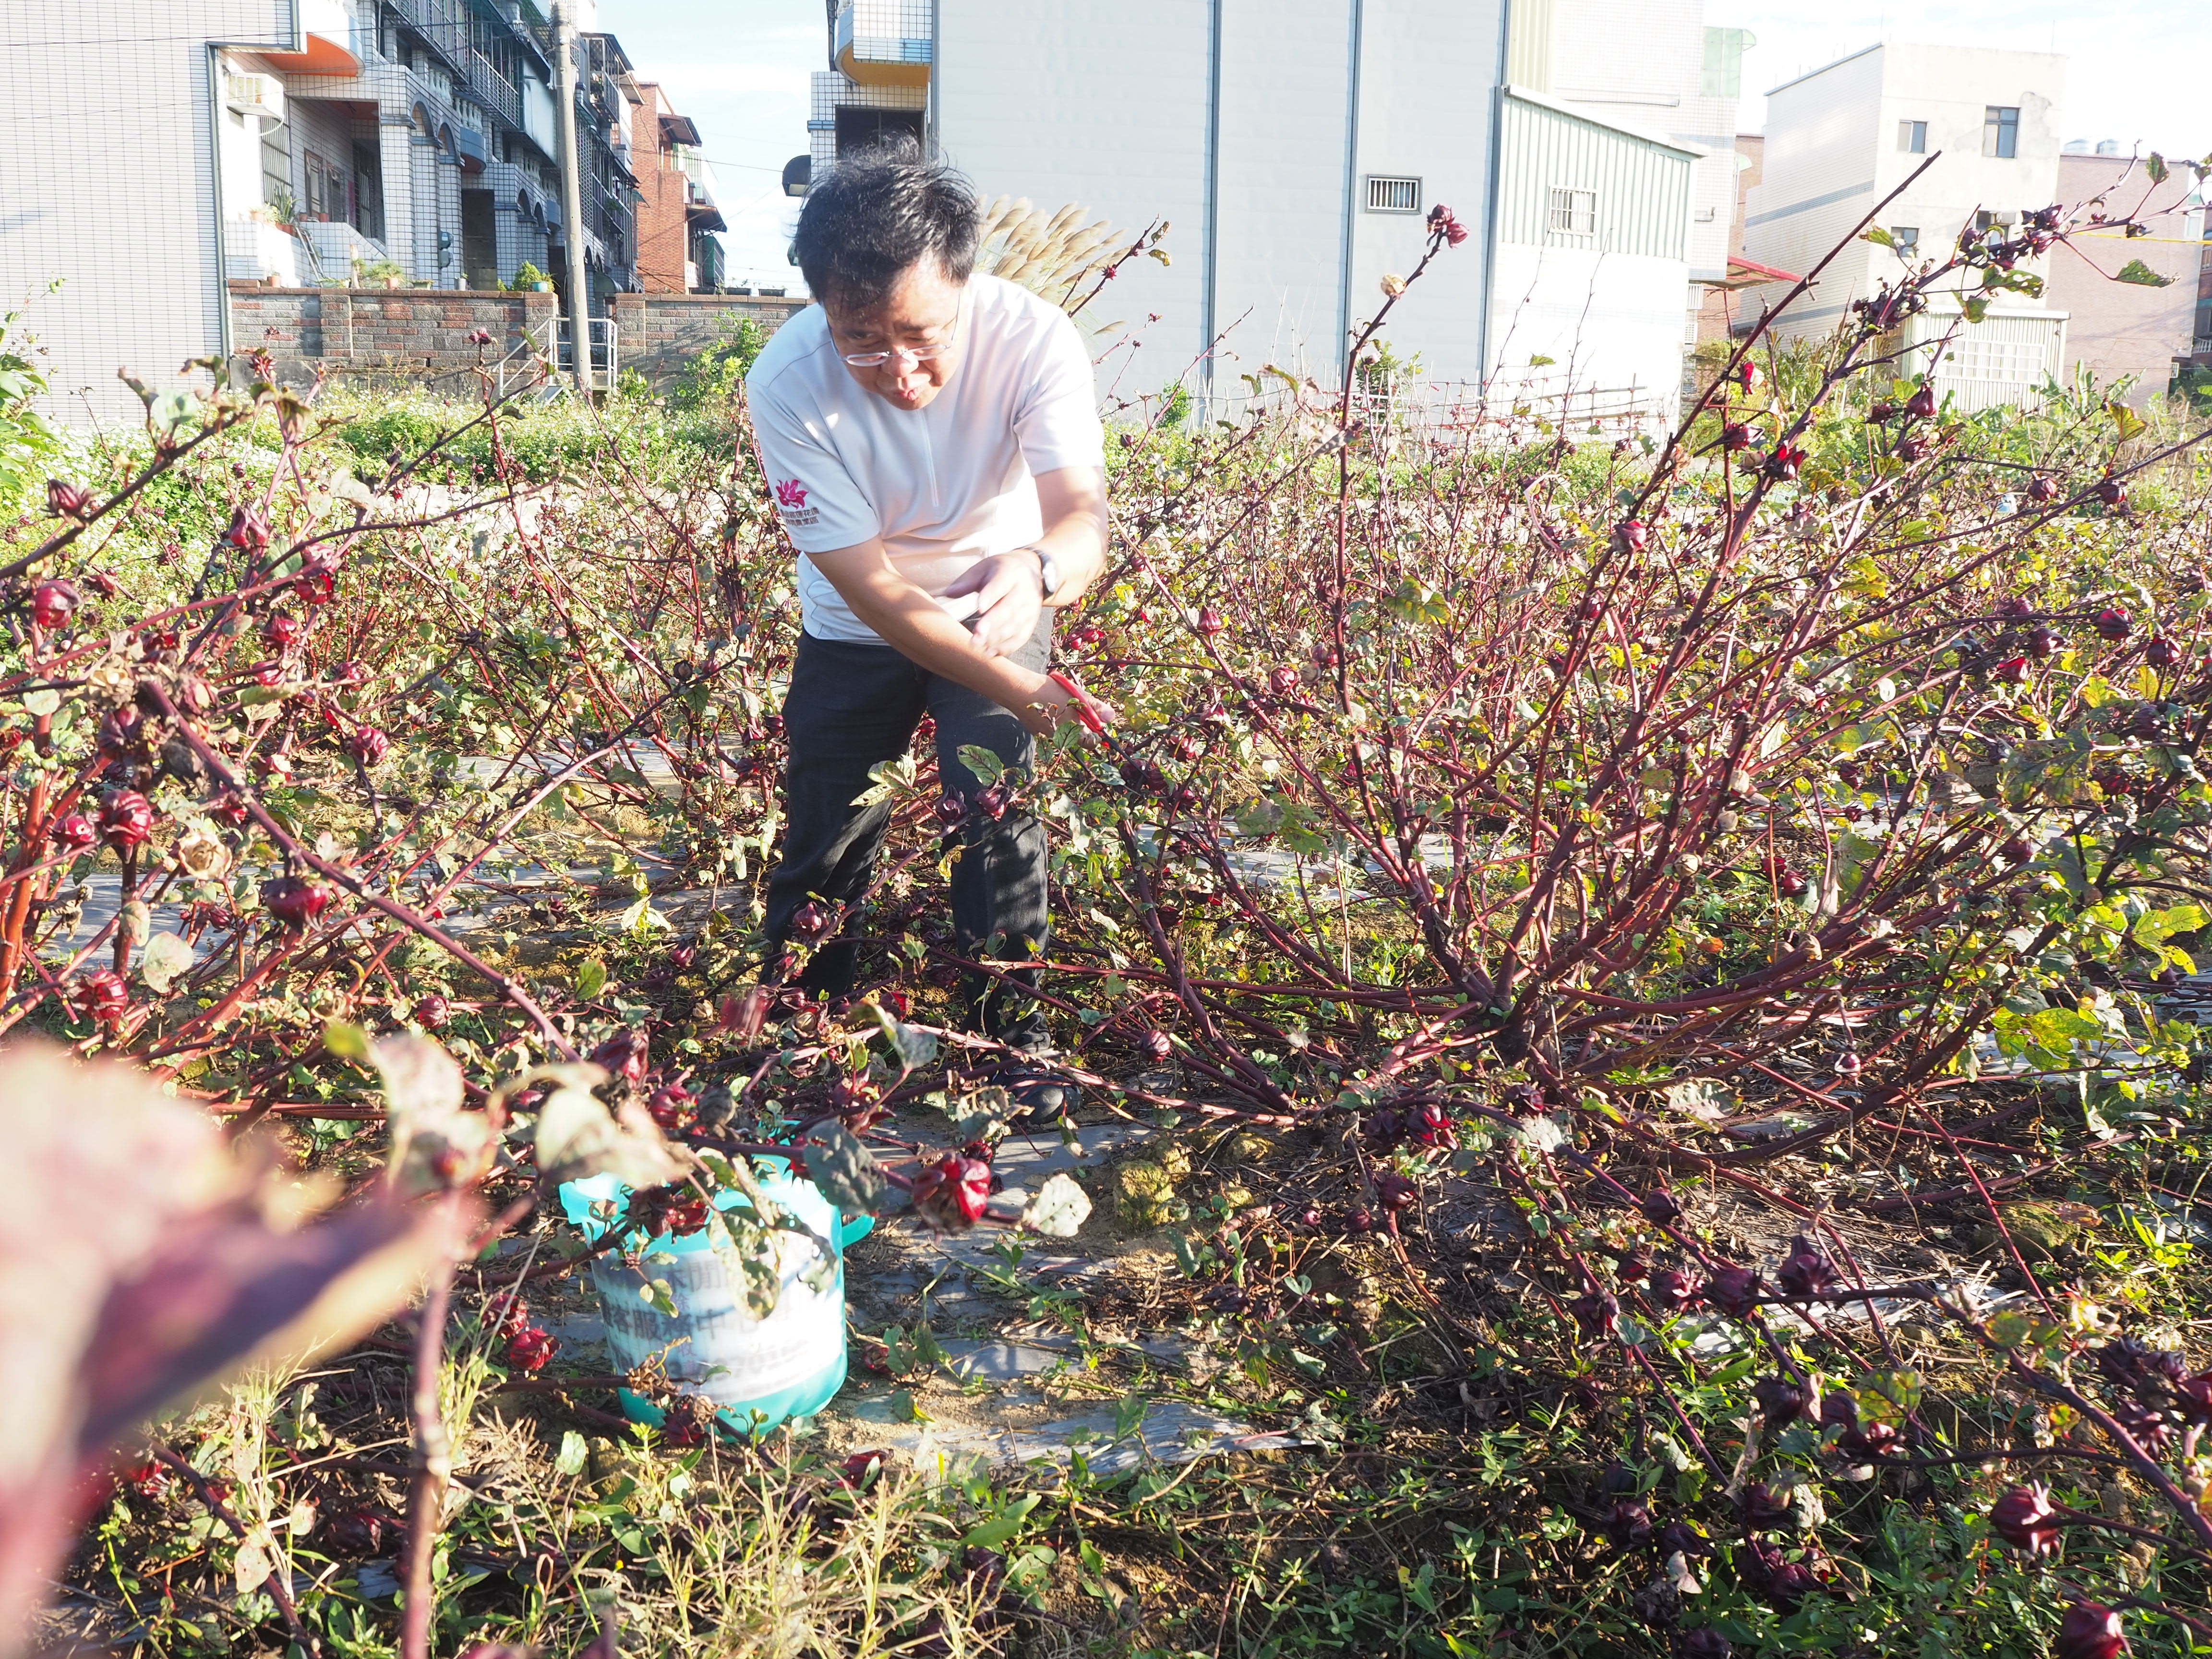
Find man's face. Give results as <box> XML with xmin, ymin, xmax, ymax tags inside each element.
<box><xmin>823</xmin><ymin>259</ymin><xmax>965</xmax><ymax>412</ymax></box>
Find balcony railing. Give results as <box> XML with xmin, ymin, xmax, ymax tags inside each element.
<box><xmin>390</xmin><ymin>0</ymin><xmax>469</xmax><ymax>73</ymax></box>
<box><xmin>468</xmin><ymin>48</ymin><xmax>520</xmax><ymax>127</ymax></box>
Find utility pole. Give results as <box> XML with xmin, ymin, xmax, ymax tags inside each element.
<box><xmin>553</xmin><ymin>0</ymin><xmax>592</xmax><ymax>396</ymax></box>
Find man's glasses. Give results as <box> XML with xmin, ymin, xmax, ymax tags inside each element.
<box><xmin>840</xmin><ymin>319</ymin><xmax>959</xmax><ymax>369</ymax></box>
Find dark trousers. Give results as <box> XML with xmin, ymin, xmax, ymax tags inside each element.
<box><xmin>763</xmin><ymin>621</ymin><xmax>1053</xmax><ymax>1052</ymax></box>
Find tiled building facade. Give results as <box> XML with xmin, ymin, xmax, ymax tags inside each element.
<box><xmin>0</xmin><ymin>0</ymin><xmax>652</xmax><ymax>423</ymax></box>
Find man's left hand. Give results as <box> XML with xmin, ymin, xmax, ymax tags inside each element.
<box><xmin>943</xmin><ymin>551</ymin><xmax>1045</xmax><ymax>658</ymax></box>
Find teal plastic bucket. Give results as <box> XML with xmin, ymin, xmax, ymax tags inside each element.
<box><xmin>558</xmin><ymin>1162</ymin><xmax>874</xmax><ymax>1435</ymax></box>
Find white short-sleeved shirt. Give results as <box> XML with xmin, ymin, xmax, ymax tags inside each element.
<box><xmin>745</xmin><ymin>274</ymin><xmax>1106</xmax><ymax>644</ymax></box>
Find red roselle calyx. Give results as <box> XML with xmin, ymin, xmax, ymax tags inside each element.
<box><xmin>1614</xmin><ymin>517</ymin><xmax>1647</xmax><ymax>553</ymax></box>
<box><xmin>413</xmin><ymin>993</ymin><xmax>452</xmax><ymax>1029</ymax></box>
<box><xmin>1137</xmin><ymin>1027</ymin><xmax>1173</xmax><ymax>1064</ymax></box>
<box><xmin>1720</xmin><ymin>421</ymin><xmax>1752</xmax><ymax>451</ymax></box>
<box><xmin>46</xmin><ymin>478</ymin><xmax>93</xmax><ymax>518</ymax></box>
<box><xmin>1988</xmin><ymin>1483</ymin><xmax>2061</xmax><ymax>1554</ymax></box>
<box><xmin>262</xmin><ymin>875</ymin><xmax>334</xmax><ymax>930</ymax></box>
<box><xmin>1645</xmin><ymin>1267</ymin><xmax>1697</xmax><ymax>1311</ymax></box>
<box><xmin>77</xmin><ymin>968</ymin><xmax>130</xmax><ymax>1022</ymax></box>
<box><xmin>789</xmin><ymin>899</ymin><xmax>833</xmax><ymax>942</ymax></box>
<box><xmin>1267</xmin><ymin>665</ymin><xmax>1300</xmax><ymax>697</ymax></box>
<box><xmin>347</xmin><ymin>726</ymin><xmax>391</xmax><ymax>767</ymax></box>
<box><xmin>1751</xmin><ymin>1374</ymin><xmax>1811</xmax><ymax>1426</ymax></box>
<box><xmin>2053</xmin><ymin>1602</ymin><xmax>2124</xmax><ymax>1659</ymax></box>
<box><xmin>222</xmin><ymin>505</ymin><xmax>270</xmax><ymax>554</ymax></box>
<box><xmin>2026</xmin><ymin>473</ymin><xmax>2059</xmax><ymax>503</ymax></box>
<box><xmin>264</xmin><ymin>612</ymin><xmax>305</xmax><ymax>651</ymax></box>
<box><xmin>1372</xmin><ymin>1171</ymin><xmax>1419</xmax><ymax>1212</ymax></box>
<box><xmin>1774</xmin><ymin>1234</ymin><xmax>1836</xmax><ymax>1298</ymax></box>
<box><xmin>2143</xmin><ymin>636</ymin><xmax>2177</xmax><ymax>668</ymax></box>
<box><xmin>49</xmin><ymin>813</ymin><xmax>98</xmax><ymax>852</ymax></box>
<box><xmin>30</xmin><ymin>578</ymin><xmax>82</xmax><ymax>630</ymax></box>
<box><xmin>1195</xmin><ymin>606</ymin><xmax>1225</xmax><ymax>636</ymax></box>
<box><xmin>1704</xmin><ymin>1264</ymin><xmax>1764</xmax><ymax>1318</ymax></box>
<box><xmin>2094</xmin><ymin>477</ymin><xmax>2128</xmax><ymax>509</ymax></box>
<box><xmin>911</xmin><ymin>1154</ymin><xmax>992</xmax><ymax>1231</ymax></box>
<box><xmin>99</xmin><ymin>791</ymin><xmax>154</xmax><ymax>851</ymax></box>
<box><xmin>1904</xmin><ymin>384</ymin><xmax>1937</xmax><ymax>420</ymax></box>
<box><xmin>2093</xmin><ymin>607</ymin><xmax>2131</xmax><ymax>641</ymax></box>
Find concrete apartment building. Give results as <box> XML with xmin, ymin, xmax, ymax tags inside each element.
<box><xmin>807</xmin><ymin>0</ymin><xmax>1756</xmax><ymax>421</ymax></box>
<box><xmin>1741</xmin><ymin>43</ymin><xmax>2071</xmax><ymax>409</ymax></box>
<box><xmin>0</xmin><ymin>0</ymin><xmax>718</xmax><ymax>422</ymax></box>
<box><xmin>2044</xmin><ymin>145</ymin><xmax>2204</xmax><ymax>405</ymax></box>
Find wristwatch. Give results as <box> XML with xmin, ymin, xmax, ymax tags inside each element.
<box><xmin>1032</xmin><ymin>546</ymin><xmax>1062</xmax><ymax>603</ymax></box>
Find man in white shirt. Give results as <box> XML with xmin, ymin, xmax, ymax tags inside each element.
<box><xmin>746</xmin><ymin>140</ymin><xmax>1110</xmax><ymax>1111</ymax></box>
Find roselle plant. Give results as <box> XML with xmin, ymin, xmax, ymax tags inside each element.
<box><xmin>8</xmin><ymin>160</ymin><xmax>2212</xmax><ymax>1653</ymax></box>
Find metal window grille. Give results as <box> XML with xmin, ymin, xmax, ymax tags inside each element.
<box><xmin>1984</xmin><ymin>106</ymin><xmax>2019</xmax><ymax>159</ymax></box>
<box><xmin>1366</xmin><ymin>175</ymin><xmax>1422</xmax><ymax>214</ymax></box>
<box><xmin>1547</xmin><ymin>186</ymin><xmax>1596</xmax><ymax>237</ymax></box>
<box><xmin>1891</xmin><ymin>225</ymin><xmax>1919</xmax><ymax>257</ymax></box>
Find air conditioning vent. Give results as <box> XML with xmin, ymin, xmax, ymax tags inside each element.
<box><xmin>1365</xmin><ymin>175</ymin><xmax>1422</xmax><ymax>214</ymax></box>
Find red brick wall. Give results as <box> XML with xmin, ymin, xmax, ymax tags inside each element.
<box><xmin>609</xmin><ymin>292</ymin><xmax>809</xmax><ymax>383</ymax></box>
<box><xmin>631</xmin><ymin>83</ymin><xmax>692</xmax><ymax>295</ymax></box>
<box><xmin>226</xmin><ymin>282</ymin><xmax>805</xmax><ymax>388</ymax></box>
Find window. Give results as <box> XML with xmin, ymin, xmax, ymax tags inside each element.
<box><xmin>1547</xmin><ymin>186</ymin><xmax>1597</xmax><ymax>237</ymax></box>
<box><xmin>1891</xmin><ymin>225</ymin><xmax>1920</xmax><ymax>257</ymax></box>
<box><xmin>1984</xmin><ymin>105</ymin><xmax>2020</xmax><ymax>158</ymax></box>
<box><xmin>833</xmin><ymin>105</ymin><xmax>922</xmax><ymax>157</ymax></box>
<box><xmin>1365</xmin><ymin>175</ymin><xmax>1422</xmax><ymax>214</ymax></box>
<box><xmin>1898</xmin><ymin>120</ymin><xmax>1927</xmax><ymax>154</ymax></box>
<box><xmin>1972</xmin><ymin>208</ymin><xmax>2018</xmax><ymax>237</ymax></box>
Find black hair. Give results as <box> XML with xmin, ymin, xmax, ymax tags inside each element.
<box><xmin>791</xmin><ymin>137</ymin><xmax>981</xmax><ymax>313</ymax></box>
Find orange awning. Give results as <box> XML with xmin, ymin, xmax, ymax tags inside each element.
<box><xmin>259</xmin><ymin>31</ymin><xmax>360</xmax><ymax>77</ymax></box>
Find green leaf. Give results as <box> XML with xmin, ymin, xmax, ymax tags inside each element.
<box><xmin>150</xmin><ymin>389</ymin><xmax>198</xmax><ymax>437</ymax></box>
<box><xmin>2145</xmin><ymin>152</ymin><xmax>2169</xmax><ymax>184</ymax></box>
<box><xmin>1233</xmin><ymin>799</ymin><xmax>1286</xmax><ymax>838</ymax></box>
<box><xmin>554</xmin><ymin>1430</ymin><xmax>589</xmax><ymax>1476</ymax></box>
<box><xmin>1963</xmin><ymin>295</ymin><xmax>1990</xmax><ymax>323</ymax></box>
<box><xmin>575</xmin><ymin>956</ymin><xmax>607</xmax><ymax>1000</ymax></box>
<box><xmin>1862</xmin><ymin>225</ymin><xmax>1896</xmax><ymax>248</ymax></box>
<box><xmin>2114</xmin><ymin>257</ymin><xmax>2173</xmax><ymax>288</ymax></box>
<box><xmin>139</xmin><ymin>932</ymin><xmax>197</xmax><ymax>994</ymax></box>
<box><xmin>956</xmin><ymin>744</ymin><xmax>1007</xmax><ymax>788</ymax></box>
<box><xmin>866</xmin><ymin>998</ymin><xmax>938</xmax><ymax>1071</ymax></box>
<box><xmin>961</xmin><ymin>1495</ymin><xmax>1041</xmax><ymax>1551</ymax></box>
<box><xmin>1021</xmin><ymin>1172</ymin><xmax>1093</xmax><ymax>1238</ymax></box>
<box><xmin>804</xmin><ymin>1122</ymin><xmax>886</xmax><ymax>1220</ymax></box>
<box><xmin>529</xmin><ymin>1063</ymin><xmax>687</xmax><ymax>1189</ymax></box>
<box><xmin>374</xmin><ymin>1034</ymin><xmax>501</xmax><ymax>1195</ymax></box>
<box><xmin>321</xmin><ymin>1019</ymin><xmax>371</xmax><ymax>1063</ymax></box>
<box><xmin>21</xmin><ymin>688</ymin><xmax>60</xmax><ymax>718</ymax></box>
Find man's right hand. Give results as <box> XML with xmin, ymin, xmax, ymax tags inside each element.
<box><xmin>1015</xmin><ymin>673</ymin><xmax>1118</xmax><ymax>739</ymax></box>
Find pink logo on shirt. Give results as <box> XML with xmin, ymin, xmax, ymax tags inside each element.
<box><xmin>774</xmin><ymin>478</ymin><xmax>809</xmax><ymax>510</ymax></box>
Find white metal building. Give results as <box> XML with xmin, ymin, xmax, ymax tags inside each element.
<box><xmin>1741</xmin><ymin>43</ymin><xmax>2070</xmax><ymax>408</ymax></box>
<box><xmin>812</xmin><ymin>0</ymin><xmax>1748</xmax><ymax>422</ymax></box>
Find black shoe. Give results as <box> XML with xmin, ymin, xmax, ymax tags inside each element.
<box><xmin>991</xmin><ymin>1060</ymin><xmax>1077</xmax><ymax>1129</ymax></box>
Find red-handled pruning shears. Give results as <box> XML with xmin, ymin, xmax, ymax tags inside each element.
<box><xmin>1048</xmin><ymin>670</ymin><xmax>1110</xmax><ymax>735</ymax></box>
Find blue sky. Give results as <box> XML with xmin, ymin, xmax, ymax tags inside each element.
<box><xmin>592</xmin><ymin>1</ymin><xmax>2210</xmax><ymax>290</ymax></box>
<box><xmin>594</xmin><ymin>0</ymin><xmax>820</xmax><ymax>288</ymax></box>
